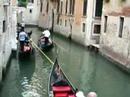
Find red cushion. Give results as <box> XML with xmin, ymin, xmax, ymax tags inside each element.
<box><xmin>55</xmin><ymin>93</ymin><xmax>68</xmax><ymax>97</ymax></box>
<box><xmin>68</xmin><ymin>94</ymin><xmax>76</xmax><ymax>97</ymax></box>
<box><xmin>53</xmin><ymin>86</ymin><xmax>71</xmax><ymax>92</ymax></box>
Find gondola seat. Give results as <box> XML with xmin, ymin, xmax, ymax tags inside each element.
<box><xmin>55</xmin><ymin>93</ymin><xmax>68</xmax><ymax>97</ymax></box>
<box><xmin>53</xmin><ymin>86</ymin><xmax>71</xmax><ymax>92</ymax></box>
<box><xmin>68</xmin><ymin>94</ymin><xmax>76</xmax><ymax>97</ymax></box>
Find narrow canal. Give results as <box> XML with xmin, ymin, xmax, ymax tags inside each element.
<box><xmin>0</xmin><ymin>27</ymin><xmax>130</xmax><ymax>97</ymax></box>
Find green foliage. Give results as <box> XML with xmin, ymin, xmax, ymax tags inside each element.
<box><xmin>18</xmin><ymin>0</ymin><xmax>27</xmax><ymax>7</ymax></box>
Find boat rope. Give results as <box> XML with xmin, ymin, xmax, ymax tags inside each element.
<box><xmin>29</xmin><ymin>39</ymin><xmax>54</xmax><ymax>65</ymax></box>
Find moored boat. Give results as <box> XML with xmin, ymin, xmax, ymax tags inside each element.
<box><xmin>48</xmin><ymin>59</ymin><xmax>76</xmax><ymax>97</ymax></box>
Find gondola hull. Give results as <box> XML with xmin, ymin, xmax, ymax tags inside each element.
<box><xmin>38</xmin><ymin>39</ymin><xmax>53</xmax><ymax>51</ymax></box>
<box><xmin>18</xmin><ymin>42</ymin><xmax>33</xmax><ymax>56</ymax></box>
<box><xmin>48</xmin><ymin>59</ymin><xmax>76</xmax><ymax>97</ymax></box>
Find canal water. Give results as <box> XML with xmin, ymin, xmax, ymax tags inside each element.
<box><xmin>0</xmin><ymin>27</ymin><xmax>130</xmax><ymax>97</ymax></box>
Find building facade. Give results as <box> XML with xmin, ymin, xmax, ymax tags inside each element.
<box><xmin>38</xmin><ymin>0</ymin><xmax>54</xmax><ymax>29</ymax></box>
<box><xmin>18</xmin><ymin>0</ymin><xmax>40</xmax><ymax>25</ymax></box>
<box><xmin>0</xmin><ymin>0</ymin><xmax>17</xmax><ymax>81</ymax></box>
<box><xmin>38</xmin><ymin>0</ymin><xmax>103</xmax><ymax>46</ymax></box>
<box><xmin>100</xmin><ymin>0</ymin><xmax>130</xmax><ymax>69</ymax></box>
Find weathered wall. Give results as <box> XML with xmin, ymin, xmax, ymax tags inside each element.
<box><xmin>71</xmin><ymin>0</ymin><xmax>85</xmax><ymax>45</ymax></box>
<box><xmin>38</xmin><ymin>0</ymin><xmax>86</xmax><ymax>45</ymax></box>
<box><xmin>100</xmin><ymin>0</ymin><xmax>130</xmax><ymax>70</ymax></box>
<box><xmin>38</xmin><ymin>0</ymin><xmax>53</xmax><ymax>29</ymax></box>
<box><xmin>23</xmin><ymin>0</ymin><xmax>40</xmax><ymax>25</ymax></box>
<box><xmin>0</xmin><ymin>0</ymin><xmax>17</xmax><ymax>81</ymax></box>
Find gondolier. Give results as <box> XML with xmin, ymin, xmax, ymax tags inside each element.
<box><xmin>38</xmin><ymin>30</ymin><xmax>53</xmax><ymax>51</ymax></box>
<box><xmin>42</xmin><ymin>30</ymin><xmax>52</xmax><ymax>45</ymax></box>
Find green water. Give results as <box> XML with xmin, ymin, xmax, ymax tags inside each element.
<box><xmin>0</xmin><ymin>27</ymin><xmax>130</xmax><ymax>97</ymax></box>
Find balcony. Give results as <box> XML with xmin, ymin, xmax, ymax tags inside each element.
<box><xmin>3</xmin><ymin>0</ymin><xmax>10</xmax><ymax>6</ymax></box>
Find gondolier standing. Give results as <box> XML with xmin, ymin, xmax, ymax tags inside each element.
<box><xmin>19</xmin><ymin>27</ymin><xmax>28</xmax><ymax>51</ymax></box>
<box><xmin>42</xmin><ymin>30</ymin><xmax>52</xmax><ymax>45</ymax></box>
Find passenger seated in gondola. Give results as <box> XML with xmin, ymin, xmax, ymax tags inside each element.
<box><xmin>52</xmin><ymin>66</ymin><xmax>68</xmax><ymax>86</ymax></box>
<box><xmin>53</xmin><ymin>79</ymin><xmax>68</xmax><ymax>86</ymax></box>
<box><xmin>23</xmin><ymin>41</ymin><xmax>31</xmax><ymax>52</ymax></box>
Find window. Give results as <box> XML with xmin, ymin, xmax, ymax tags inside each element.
<box><xmin>65</xmin><ymin>0</ymin><xmax>68</xmax><ymax>14</ymax></box>
<box><xmin>119</xmin><ymin>17</ymin><xmax>124</xmax><ymax>38</ymax></box>
<box><xmin>94</xmin><ymin>25</ymin><xmax>101</xmax><ymax>34</ymax></box>
<box><xmin>57</xmin><ymin>0</ymin><xmax>60</xmax><ymax>13</ymax></box>
<box><xmin>72</xmin><ymin>0</ymin><xmax>75</xmax><ymax>15</ymax></box>
<box><xmin>105</xmin><ymin>0</ymin><xmax>110</xmax><ymax>3</ymax></box>
<box><xmin>69</xmin><ymin>0</ymin><xmax>72</xmax><ymax>14</ymax></box>
<box><xmin>95</xmin><ymin>0</ymin><xmax>103</xmax><ymax>17</ymax></box>
<box><xmin>30</xmin><ymin>9</ymin><xmax>32</xmax><ymax>13</ymax></box>
<box><xmin>82</xmin><ymin>23</ymin><xmax>86</xmax><ymax>32</ymax></box>
<box><xmin>46</xmin><ymin>2</ymin><xmax>49</xmax><ymax>13</ymax></box>
<box><xmin>83</xmin><ymin>0</ymin><xmax>87</xmax><ymax>16</ymax></box>
<box><xmin>104</xmin><ymin>16</ymin><xmax>108</xmax><ymax>33</ymax></box>
<box><xmin>65</xmin><ymin>20</ymin><xmax>67</xmax><ymax>26</ymax></box>
<box><xmin>60</xmin><ymin>2</ymin><xmax>63</xmax><ymax>14</ymax></box>
<box><xmin>57</xmin><ymin>14</ymin><xmax>60</xmax><ymax>24</ymax></box>
<box><xmin>60</xmin><ymin>19</ymin><xmax>62</xmax><ymax>25</ymax></box>
<box><xmin>40</xmin><ymin>2</ymin><xmax>43</xmax><ymax>12</ymax></box>
<box><xmin>3</xmin><ymin>20</ymin><xmax>6</xmax><ymax>33</ymax></box>
<box><xmin>28</xmin><ymin>0</ymin><xmax>34</xmax><ymax>3</ymax></box>
<box><xmin>69</xmin><ymin>0</ymin><xmax>75</xmax><ymax>15</ymax></box>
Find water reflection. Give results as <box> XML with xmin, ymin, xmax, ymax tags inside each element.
<box><xmin>18</xmin><ymin>53</ymin><xmax>41</xmax><ymax>97</ymax></box>
<box><xmin>78</xmin><ymin>52</ymin><xmax>97</xmax><ymax>94</ymax></box>
<box><xmin>1</xmin><ymin>27</ymin><xmax>130</xmax><ymax>97</ymax></box>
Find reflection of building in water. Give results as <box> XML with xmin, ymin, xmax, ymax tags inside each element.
<box><xmin>79</xmin><ymin>52</ymin><xmax>97</xmax><ymax>93</ymax></box>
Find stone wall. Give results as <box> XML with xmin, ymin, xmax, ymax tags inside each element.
<box><xmin>23</xmin><ymin>0</ymin><xmax>40</xmax><ymax>25</ymax></box>
<box><xmin>100</xmin><ymin>15</ymin><xmax>130</xmax><ymax>70</ymax></box>
<box><xmin>0</xmin><ymin>0</ymin><xmax>17</xmax><ymax>82</ymax></box>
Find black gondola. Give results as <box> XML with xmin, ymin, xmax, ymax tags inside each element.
<box><xmin>38</xmin><ymin>36</ymin><xmax>53</xmax><ymax>51</ymax></box>
<box><xmin>48</xmin><ymin>59</ymin><xmax>76</xmax><ymax>97</ymax></box>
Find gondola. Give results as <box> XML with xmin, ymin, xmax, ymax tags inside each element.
<box><xmin>18</xmin><ymin>41</ymin><xmax>33</xmax><ymax>55</ymax></box>
<box><xmin>38</xmin><ymin>36</ymin><xmax>53</xmax><ymax>51</ymax></box>
<box><xmin>48</xmin><ymin>59</ymin><xmax>76</xmax><ymax>97</ymax></box>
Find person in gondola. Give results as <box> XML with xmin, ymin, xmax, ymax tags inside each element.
<box><xmin>52</xmin><ymin>66</ymin><xmax>68</xmax><ymax>86</ymax></box>
<box><xmin>19</xmin><ymin>27</ymin><xmax>28</xmax><ymax>51</ymax></box>
<box><xmin>76</xmin><ymin>89</ymin><xmax>85</xmax><ymax>97</ymax></box>
<box><xmin>87</xmin><ymin>92</ymin><xmax>97</xmax><ymax>97</ymax></box>
<box><xmin>41</xmin><ymin>30</ymin><xmax>52</xmax><ymax>46</ymax></box>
